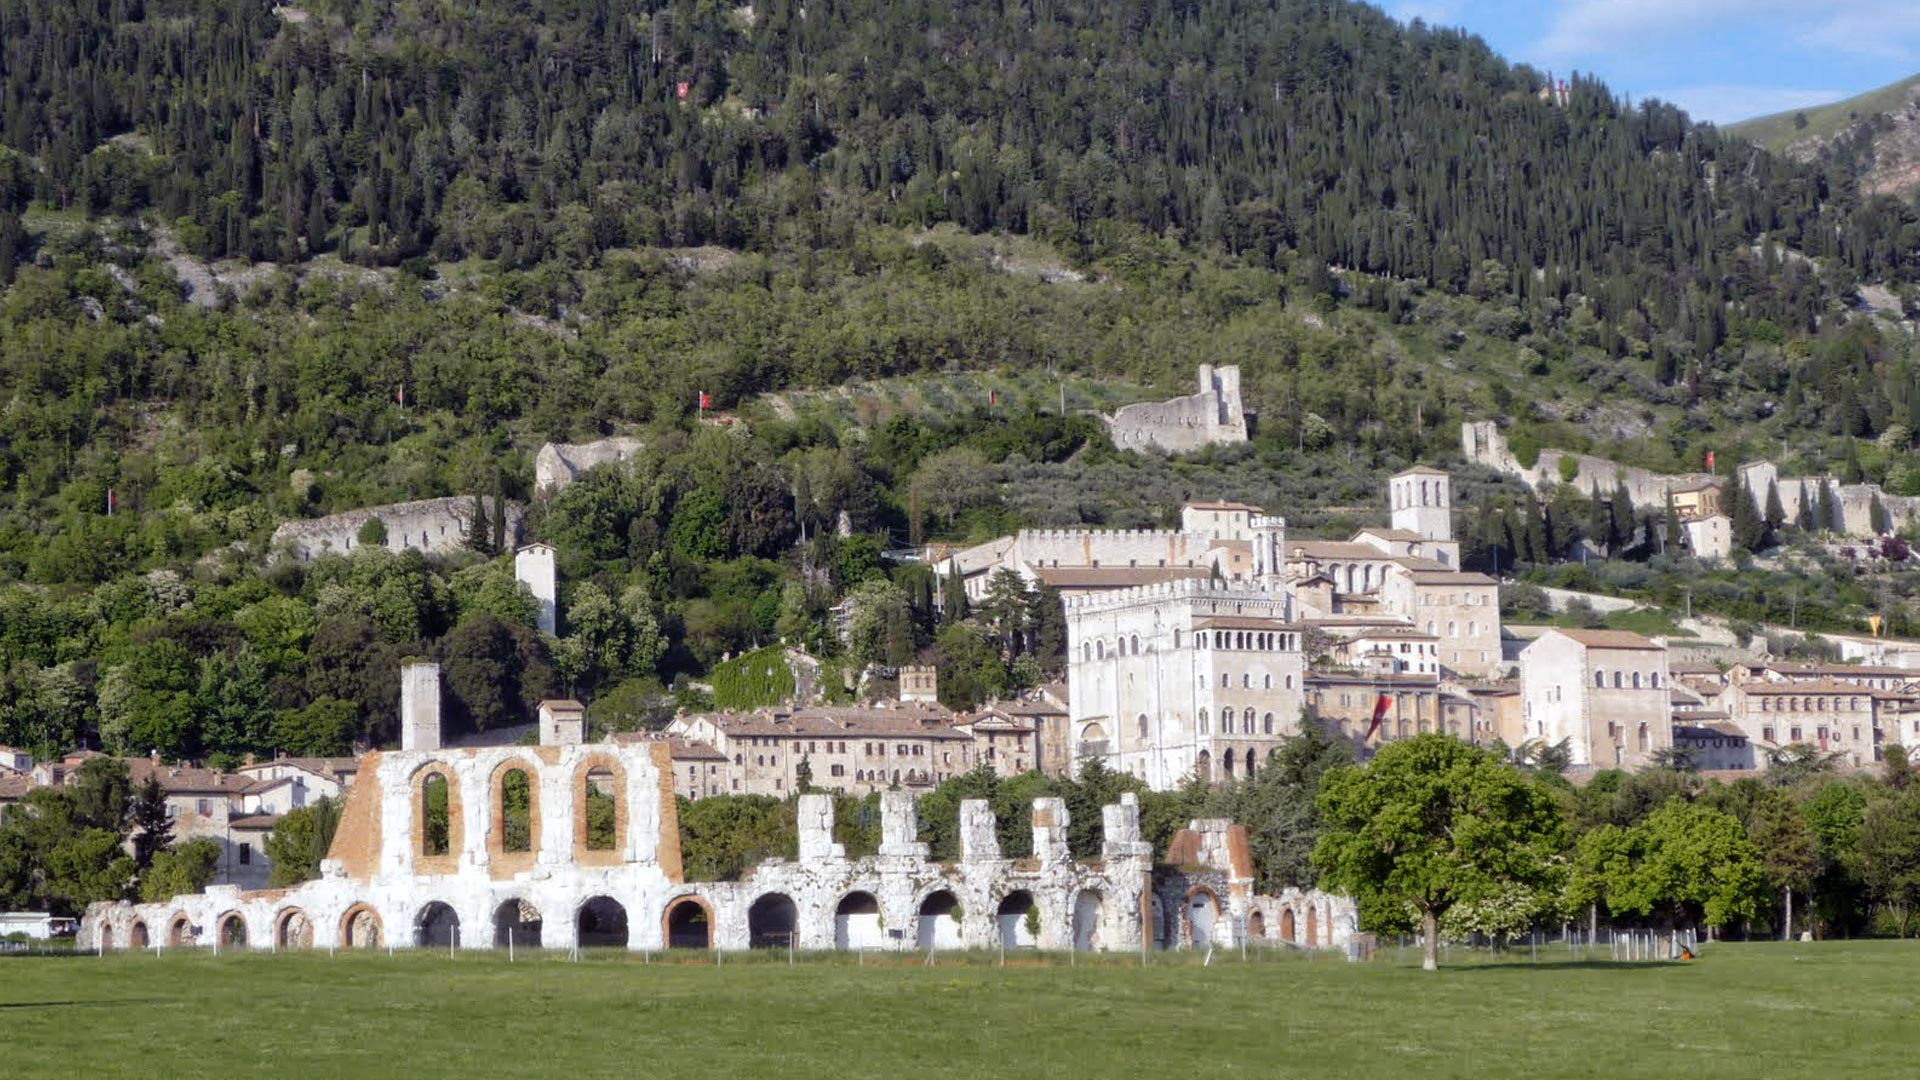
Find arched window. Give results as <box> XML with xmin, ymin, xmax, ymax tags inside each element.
<box><xmin>1631</xmin><ymin>672</ymin><xmax>1642</xmax><ymax>689</ymax></box>
<box><xmin>1136</xmin><ymin>714</ymin><xmax>1149</xmax><ymax>742</ymax></box>
<box><xmin>421</xmin><ymin>773</ymin><xmax>451</xmax><ymax>857</ymax></box>
<box><xmin>1263</xmin><ymin>674</ymin><xmax>1272</xmax><ymax>689</ymax></box>
<box><xmin>1223</xmin><ymin>749</ymin><xmax>1236</xmax><ymax>778</ymax></box>
<box><xmin>1220</xmin><ymin>709</ymin><xmax>1234</xmax><ymax>732</ymax></box>
<box><xmin>1243</xmin><ymin>712</ymin><xmax>1255</xmax><ymax>734</ymax></box>
<box><xmin>583</xmin><ymin>767</ymin><xmax>618</xmax><ymax>852</ymax></box>
<box><xmin>1263</xmin><ymin>712</ymin><xmax>1275</xmax><ymax>735</ymax></box>
<box><xmin>1173</xmin><ymin>629</ymin><xmax>1182</xmax><ymax>648</ymax></box>
<box><xmin>1221</xmin><ymin>672</ymin><xmax>1230</xmax><ymax>688</ymax></box>
<box><xmin>1096</xmin><ymin>641</ymin><xmax>1105</xmax><ymax>660</ymax></box>
<box><xmin>1242</xmin><ymin>673</ymin><xmax>1251</xmax><ymax>688</ymax></box>
<box><xmin>1131</xmin><ymin>634</ymin><xmax>1140</xmax><ymax>654</ymax></box>
<box><xmin>499</xmin><ymin>767</ymin><xmax>533</xmax><ymax>854</ymax></box>
<box><xmin>1285</xmin><ymin>675</ymin><xmax>1294</xmax><ymax>689</ymax></box>
<box><xmin>1613</xmin><ymin>671</ymin><xmax>1623</xmax><ymax>689</ymax></box>
<box><xmin>1198</xmin><ymin>709</ymin><xmax>1210</xmax><ymax>736</ymax></box>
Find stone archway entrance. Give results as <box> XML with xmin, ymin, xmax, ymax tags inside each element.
<box><xmin>130</xmin><ymin>921</ymin><xmax>149</xmax><ymax>950</ymax></box>
<box><xmin>1187</xmin><ymin>891</ymin><xmax>1220</xmax><ymax>950</ymax></box>
<box><xmin>664</xmin><ymin>897</ymin><xmax>711</xmax><ymax>949</ymax></box>
<box><xmin>277</xmin><ymin>909</ymin><xmax>314</xmax><ymax>950</ymax></box>
<box><xmin>577</xmin><ymin>897</ymin><xmax>627</xmax><ymax>949</ymax></box>
<box><xmin>916</xmin><ymin>890</ymin><xmax>961</xmax><ymax>950</ymax></box>
<box><xmin>415</xmin><ymin>902</ymin><xmax>461</xmax><ymax>948</ymax></box>
<box><xmin>834</xmin><ymin>892</ymin><xmax>881</xmax><ymax>950</ymax></box>
<box><xmin>1071</xmin><ymin>891</ymin><xmax>1103</xmax><ymax>951</ymax></box>
<box><xmin>996</xmin><ymin>891</ymin><xmax>1037</xmax><ymax>949</ymax></box>
<box><xmin>1281</xmin><ymin>907</ymin><xmax>1296</xmax><ymax>943</ymax></box>
<box><xmin>748</xmin><ymin>894</ymin><xmax>798</xmax><ymax>949</ymax></box>
<box><xmin>1249</xmin><ymin>910</ymin><xmax>1266</xmax><ymax>940</ymax></box>
<box><xmin>495</xmin><ymin>899</ymin><xmax>544</xmax><ymax>949</ymax></box>
<box><xmin>218</xmin><ymin>913</ymin><xmax>247</xmax><ymax>950</ymax></box>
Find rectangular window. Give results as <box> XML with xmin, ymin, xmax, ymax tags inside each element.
<box><xmin>196</xmin><ymin>799</ymin><xmax>211</xmax><ymax>816</ymax></box>
<box><xmin>239</xmin><ymin>843</ymin><xmax>252</xmax><ymax>865</ymax></box>
<box><xmin>1791</xmin><ymin>727</ymin><xmax>1803</xmax><ymax>742</ymax></box>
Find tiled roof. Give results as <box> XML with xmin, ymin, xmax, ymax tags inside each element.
<box><xmin>692</xmin><ymin>705</ymin><xmax>971</xmax><ymax>741</ymax></box>
<box><xmin>1184</xmin><ymin>500</ymin><xmax>1264</xmax><ymax>512</ymax></box>
<box><xmin>1551</xmin><ymin>629</ymin><xmax>1662</xmax><ymax>650</ymax></box>
<box><xmin>0</xmin><ymin>773</ymin><xmax>34</xmax><ymax>801</ymax></box>
<box><xmin>228</xmin><ymin>813</ymin><xmax>280</xmax><ymax>830</ymax></box>
<box><xmin>1402</xmin><ymin>569</ymin><xmax>1498</xmax><ymax>584</ymax></box>
<box><xmin>1393</xmin><ymin>465</ymin><xmax>1449</xmax><ymax>477</ymax></box>
<box><xmin>1354</xmin><ymin>528</ymin><xmax>1424</xmax><ymax>542</ymax></box>
<box><xmin>128</xmin><ymin>759</ymin><xmax>252</xmax><ymax>794</ymax></box>
<box><xmin>1033</xmin><ymin>566</ymin><xmax>1212</xmax><ymax>588</ymax></box>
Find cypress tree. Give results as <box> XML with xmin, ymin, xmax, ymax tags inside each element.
<box><xmin>1523</xmin><ymin>491</ymin><xmax>1547</xmax><ymax>564</ymax></box>
<box><xmin>1764</xmin><ymin>480</ymin><xmax>1785</xmax><ymax>534</ymax></box>
<box><xmin>1663</xmin><ymin>491</ymin><xmax>1683</xmax><ymax>554</ymax></box>
<box><xmin>1796</xmin><ymin>487</ymin><xmax>1815</xmax><ymax>532</ymax></box>
<box><xmin>1817</xmin><ymin>479</ymin><xmax>1838</xmax><ymax>533</ymax></box>
<box><xmin>467</xmin><ymin>493</ymin><xmax>493</xmax><ymax>554</ymax></box>
<box><xmin>1728</xmin><ymin>472</ymin><xmax>1763</xmax><ymax>552</ymax></box>
<box><xmin>1585</xmin><ymin>482</ymin><xmax>1609</xmax><ymax>554</ymax></box>
<box><xmin>1611</xmin><ymin>479</ymin><xmax>1634</xmax><ymax>552</ymax></box>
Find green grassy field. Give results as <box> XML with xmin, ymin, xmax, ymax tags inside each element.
<box><xmin>1729</xmin><ymin>73</ymin><xmax>1920</xmax><ymax>150</ymax></box>
<box><xmin>2</xmin><ymin>942</ymin><xmax>1915</xmax><ymax>1079</ymax></box>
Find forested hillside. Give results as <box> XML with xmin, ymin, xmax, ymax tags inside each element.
<box><xmin>5</xmin><ymin>0</ymin><xmax>1920</xmax><ymax>764</ymax></box>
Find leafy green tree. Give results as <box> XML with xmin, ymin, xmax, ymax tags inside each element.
<box><xmin>357</xmin><ymin>517</ymin><xmax>389</xmax><ymax>548</ymax></box>
<box><xmin>1225</xmin><ymin>715</ymin><xmax>1352</xmax><ymax>891</ymax></box>
<box><xmin>675</xmin><ymin>795</ymin><xmax>796</xmax><ymax>881</ymax></box>
<box><xmin>1749</xmin><ymin>795</ymin><xmax>1818</xmax><ymax>939</ymax></box>
<box><xmin>845</xmin><ymin>579</ymin><xmax>915</xmax><ymax>669</ymax></box>
<box><xmin>264</xmin><ymin>798</ymin><xmax>343</xmax><ymax>888</ymax></box>
<box><xmin>932</xmin><ymin>622</ymin><xmax>1009</xmax><ymax>710</ymax></box>
<box><xmin>1571</xmin><ymin>800</ymin><xmax>1768</xmax><ymax>954</ymax></box>
<box><xmin>1856</xmin><ymin>788</ymin><xmax>1920</xmax><ymax>936</ymax></box>
<box><xmin>140</xmin><ymin>838</ymin><xmax>223</xmax><ymax>902</ymax></box>
<box><xmin>1313</xmin><ymin>734</ymin><xmax>1565</xmax><ymax>970</ymax></box>
<box><xmin>980</xmin><ymin>568</ymin><xmax>1032</xmax><ymax>659</ymax></box>
<box><xmin>129</xmin><ymin>778</ymin><xmax>173</xmax><ymax>871</ymax></box>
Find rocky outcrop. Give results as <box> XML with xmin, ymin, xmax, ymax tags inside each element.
<box><xmin>534</xmin><ymin>437</ymin><xmax>645</xmax><ymax>494</ymax></box>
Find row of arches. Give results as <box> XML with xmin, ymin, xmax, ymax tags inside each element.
<box><xmin>412</xmin><ymin>757</ymin><xmax>625</xmax><ymax>864</ymax></box>
<box><xmin>115</xmin><ymin>888</ymin><xmax>1108</xmax><ymax>953</ymax></box>
<box><xmin>1195</xmin><ymin>747</ymin><xmax>1264</xmax><ymax>783</ymax></box>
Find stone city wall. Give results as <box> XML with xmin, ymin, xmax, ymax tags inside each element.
<box><xmin>1106</xmin><ymin>364</ymin><xmax>1248</xmax><ymax>455</ymax></box>
<box><xmin>272</xmin><ymin>496</ymin><xmax>525</xmax><ymax>561</ymax></box>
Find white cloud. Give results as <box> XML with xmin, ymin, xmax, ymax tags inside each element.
<box><xmin>1798</xmin><ymin>5</ymin><xmax>1920</xmax><ymax>62</ymax></box>
<box><xmin>1648</xmin><ymin>83</ymin><xmax>1848</xmax><ymax>125</ymax></box>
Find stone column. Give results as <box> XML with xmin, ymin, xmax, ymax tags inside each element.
<box><xmin>878</xmin><ymin>791</ymin><xmax>927</xmax><ymax>859</ymax></box>
<box><xmin>959</xmin><ymin>800</ymin><xmax>1000</xmax><ymax>862</ymax></box>
<box><xmin>797</xmin><ymin>793</ymin><xmax>846</xmax><ymax>861</ymax></box>
<box><xmin>1031</xmin><ymin>797</ymin><xmax>1070</xmax><ymax>867</ymax></box>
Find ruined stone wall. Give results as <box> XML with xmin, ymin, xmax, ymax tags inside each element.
<box><xmin>271</xmin><ymin>496</ymin><xmax>525</xmax><ymax>561</ymax></box>
<box><xmin>81</xmin><ymin>760</ymin><xmax>1345</xmax><ymax>955</ymax></box>
<box><xmin>1464</xmin><ymin>422</ymin><xmax>1920</xmax><ymax>537</ymax></box>
<box><xmin>534</xmin><ymin>437</ymin><xmax>645</xmax><ymax>495</ymax></box>
<box><xmin>1106</xmin><ymin>364</ymin><xmax>1248</xmax><ymax>454</ymax></box>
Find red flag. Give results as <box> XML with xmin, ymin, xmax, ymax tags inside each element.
<box><xmin>1705</xmin><ymin>449</ymin><xmax>1715</xmax><ymax>471</ymax></box>
<box><xmin>1364</xmin><ymin>694</ymin><xmax>1392</xmax><ymax>741</ymax></box>
<box><xmin>676</xmin><ymin>81</ymin><xmax>691</xmax><ymax>100</ymax></box>
<box><xmin>698</xmin><ymin>390</ymin><xmax>711</xmax><ymax>410</ymax></box>
<box><xmin>989</xmin><ymin>389</ymin><xmax>998</xmax><ymax>406</ymax></box>
<box><xmin>396</xmin><ymin>384</ymin><xmax>406</xmax><ymax>407</ymax></box>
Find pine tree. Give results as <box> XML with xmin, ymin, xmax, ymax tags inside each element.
<box><xmin>1728</xmin><ymin>472</ymin><xmax>1764</xmax><ymax>553</ymax></box>
<box><xmin>1764</xmin><ymin>480</ymin><xmax>1786</xmax><ymax>534</ymax></box>
<box><xmin>1611</xmin><ymin>479</ymin><xmax>1634</xmax><ymax>553</ymax></box>
<box><xmin>1585</xmin><ymin>482</ymin><xmax>1609</xmax><ymax>554</ymax></box>
<box><xmin>1817</xmin><ymin>479</ymin><xmax>1838</xmax><ymax>533</ymax></box>
<box><xmin>1871</xmin><ymin>494</ymin><xmax>1889</xmax><ymax>534</ymax></box>
<box><xmin>1663</xmin><ymin>491</ymin><xmax>1682</xmax><ymax>553</ymax></box>
<box><xmin>1796</xmin><ymin>487</ymin><xmax>1815</xmax><ymax>532</ymax></box>
<box><xmin>467</xmin><ymin>493</ymin><xmax>493</xmax><ymax>554</ymax></box>
<box><xmin>1523</xmin><ymin>491</ymin><xmax>1548</xmax><ymax>564</ymax></box>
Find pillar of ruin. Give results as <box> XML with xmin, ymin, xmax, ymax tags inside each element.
<box><xmin>796</xmin><ymin>793</ymin><xmax>846</xmax><ymax>862</ymax></box>
<box><xmin>1031</xmin><ymin>797</ymin><xmax>1070</xmax><ymax>867</ymax></box>
<box><xmin>400</xmin><ymin>661</ymin><xmax>441</xmax><ymax>751</ymax></box>
<box><xmin>958</xmin><ymin>800</ymin><xmax>1000</xmax><ymax>862</ymax></box>
<box><xmin>1101</xmin><ymin>792</ymin><xmax>1152</xmax><ymax>862</ymax></box>
<box><xmin>878</xmin><ymin>791</ymin><xmax>928</xmax><ymax>858</ymax></box>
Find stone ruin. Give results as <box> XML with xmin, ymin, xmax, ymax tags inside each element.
<box><xmin>81</xmin><ymin>663</ymin><xmax>1353</xmax><ymax>956</ymax></box>
<box><xmin>271</xmin><ymin>495</ymin><xmax>525</xmax><ymax>561</ymax></box>
<box><xmin>1105</xmin><ymin>365</ymin><xmax>1249</xmax><ymax>455</ymax></box>
<box><xmin>535</xmin><ymin>437</ymin><xmax>645</xmax><ymax>495</ymax></box>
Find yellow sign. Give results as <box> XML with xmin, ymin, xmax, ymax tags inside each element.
<box><xmin>1869</xmin><ymin>615</ymin><xmax>1884</xmax><ymax>638</ymax></box>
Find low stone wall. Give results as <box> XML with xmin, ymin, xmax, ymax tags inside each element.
<box><xmin>271</xmin><ymin>496</ymin><xmax>525</xmax><ymax>561</ymax></box>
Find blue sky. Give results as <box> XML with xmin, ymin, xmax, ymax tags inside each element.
<box><xmin>1390</xmin><ymin>1</ymin><xmax>1920</xmax><ymax>124</ymax></box>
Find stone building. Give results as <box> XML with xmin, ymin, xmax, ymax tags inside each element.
<box><xmin>665</xmin><ymin>703</ymin><xmax>975</xmax><ymax>796</ymax></box>
<box><xmin>534</xmin><ymin>437</ymin><xmax>645</xmax><ymax>494</ymax></box>
<box><xmin>1064</xmin><ymin>580</ymin><xmax>1305</xmax><ymax>788</ymax></box>
<box><xmin>954</xmin><ymin>687</ymin><xmax>1073</xmax><ymax>779</ymax></box>
<box><xmin>1670</xmin><ymin>719</ymin><xmax>1757</xmax><ymax>772</ymax></box>
<box><xmin>1718</xmin><ymin>678</ymin><xmax>1899</xmax><ymax>768</ymax></box>
<box><xmin>81</xmin><ymin>664</ymin><xmax>1355</xmax><ymax>956</ymax></box>
<box><xmin>1104</xmin><ymin>365</ymin><xmax>1248</xmax><ymax>455</ymax></box>
<box><xmin>1303</xmin><ymin>672</ymin><xmax>1478</xmax><ymax>747</ymax></box>
<box><xmin>272</xmin><ymin>496</ymin><xmax>524</xmax><ymax>561</ymax></box>
<box><xmin>1518</xmin><ymin>629</ymin><xmax>1673</xmax><ymax>768</ymax></box>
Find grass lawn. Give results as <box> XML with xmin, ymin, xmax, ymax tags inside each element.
<box><xmin>2</xmin><ymin>941</ymin><xmax>1915</xmax><ymax>1079</ymax></box>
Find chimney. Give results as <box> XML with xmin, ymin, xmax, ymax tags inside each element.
<box><xmin>400</xmin><ymin>661</ymin><xmax>442</xmax><ymax>752</ymax></box>
<box><xmin>899</xmin><ymin>664</ymin><xmax>939</xmax><ymax>704</ymax></box>
<box><xmin>538</xmin><ymin>700</ymin><xmax>586</xmax><ymax>746</ymax></box>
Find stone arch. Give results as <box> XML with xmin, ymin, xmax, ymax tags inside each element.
<box><xmin>276</xmin><ymin>908</ymin><xmax>313</xmax><ymax>950</ymax></box>
<box><xmin>1263</xmin><ymin>712</ymin><xmax>1275</xmax><ymax>735</ymax></box>
<box><xmin>1185</xmin><ymin>888</ymin><xmax>1221</xmax><ymax>950</ymax></box>
<box><xmin>1149</xmin><ymin>893</ymin><xmax>1168</xmax><ymax>951</ymax></box>
<box><xmin>409</xmin><ymin>763</ymin><xmax>463</xmax><ymax>870</ymax></box>
<box><xmin>1249</xmin><ymin>910</ymin><xmax>1266</xmax><ymax>940</ymax></box>
<box><xmin>1136</xmin><ymin>713</ymin><xmax>1148</xmax><ymax>743</ymax></box>
<box><xmin>489</xmin><ymin>758</ymin><xmax>541</xmax><ymax>863</ymax></box>
<box><xmin>1222</xmin><ymin>748</ymin><xmax>1236</xmax><ymax>779</ymax></box>
<box><xmin>495</xmin><ymin>898</ymin><xmax>544</xmax><ymax>948</ymax></box>
<box><xmin>130</xmin><ymin>920</ymin><xmax>149</xmax><ymax>950</ymax></box>
<box><xmin>1196</xmin><ymin>749</ymin><xmax>1212</xmax><ymax>782</ymax></box>
<box><xmin>577</xmin><ymin>896</ymin><xmax>627</xmax><ymax>949</ymax></box>
<box><xmin>834</xmin><ymin>890</ymin><xmax>883</xmax><ymax>949</ymax></box>
<box><xmin>1281</xmin><ymin>907</ymin><xmax>1297</xmax><ymax>942</ymax></box>
<box><xmin>575</xmin><ymin>755</ymin><xmax>628</xmax><ymax>862</ymax></box>
<box><xmin>167</xmin><ymin>913</ymin><xmax>193</xmax><ymax>948</ymax></box>
<box><xmin>1072</xmin><ymin>890</ymin><xmax>1103</xmax><ymax>951</ymax></box>
<box><xmin>1244</xmin><ymin>750</ymin><xmax>1257</xmax><ymax>780</ymax></box>
<box><xmin>748</xmin><ymin>893</ymin><xmax>799</xmax><ymax>949</ymax></box>
<box><xmin>915</xmin><ymin>889</ymin><xmax>962</xmax><ymax>950</ymax></box>
<box><xmin>1198</xmin><ymin>708</ymin><xmax>1209</xmax><ymax>735</ymax></box>
<box><xmin>663</xmin><ymin>895</ymin><xmax>713</xmax><ymax>949</ymax></box>
<box><xmin>340</xmin><ymin>904</ymin><xmax>384</xmax><ymax>948</ymax></box>
<box><xmin>996</xmin><ymin>890</ymin><xmax>1037</xmax><ymax>949</ymax></box>
<box><xmin>99</xmin><ymin>924</ymin><xmax>114</xmax><ymax>951</ymax></box>
<box><xmin>415</xmin><ymin>901</ymin><xmax>461</xmax><ymax>948</ymax></box>
<box><xmin>217</xmin><ymin>911</ymin><xmax>248</xmax><ymax>950</ymax></box>
<box><xmin>1306</xmin><ymin>905</ymin><xmax>1319</xmax><ymax>947</ymax></box>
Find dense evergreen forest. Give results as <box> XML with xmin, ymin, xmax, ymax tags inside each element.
<box><xmin>5</xmin><ymin>0</ymin><xmax>1920</xmax><ymax>765</ymax></box>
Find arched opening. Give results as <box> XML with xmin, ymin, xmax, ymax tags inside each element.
<box><xmin>167</xmin><ymin>915</ymin><xmax>193</xmax><ymax>948</ymax></box>
<box><xmin>576</xmin><ymin>896</ymin><xmax>627</xmax><ymax>949</ymax></box>
<box><xmin>916</xmin><ymin>890</ymin><xmax>961</xmax><ymax>950</ymax></box>
<box><xmin>421</xmin><ymin>772</ymin><xmax>452</xmax><ymax>856</ymax></box>
<box><xmin>495</xmin><ymin>899</ymin><xmax>544</xmax><ymax>949</ymax></box>
<box><xmin>1150</xmin><ymin>894</ymin><xmax>1167</xmax><ymax>951</ymax></box>
<box><xmin>582</xmin><ymin>766</ymin><xmax>618</xmax><ymax>852</ymax></box>
<box><xmin>341</xmin><ymin>905</ymin><xmax>383</xmax><ymax>949</ymax></box>
<box><xmin>1196</xmin><ymin>750</ymin><xmax>1212</xmax><ymax>782</ymax></box>
<box><xmin>415</xmin><ymin>902</ymin><xmax>461</xmax><ymax>948</ymax></box>
<box><xmin>748</xmin><ymin>893</ymin><xmax>799</xmax><ymax>949</ymax></box>
<box><xmin>1306</xmin><ymin>906</ymin><xmax>1319</xmax><ymax>947</ymax></box>
<box><xmin>1263</xmin><ymin>712</ymin><xmax>1275</xmax><ymax>735</ymax></box>
<box><xmin>1244</xmin><ymin>751</ymin><xmax>1257</xmax><ymax>780</ymax></box>
<box><xmin>499</xmin><ymin>767</ymin><xmax>534</xmax><ymax>854</ymax></box>
<box><xmin>1249</xmin><ymin>910</ymin><xmax>1266</xmax><ymax>940</ymax></box>
<box><xmin>218</xmin><ymin>913</ymin><xmax>247</xmax><ymax>950</ymax></box>
<box><xmin>1072</xmin><ymin>890</ymin><xmax>1103</xmax><ymax>951</ymax></box>
<box><xmin>1222</xmin><ymin>749</ymin><xmax>1236</xmax><ymax>780</ymax></box>
<box><xmin>1135</xmin><ymin>714</ymin><xmax>1148</xmax><ymax>743</ymax></box>
<box><xmin>1281</xmin><ymin>907</ymin><xmax>1296</xmax><ymax>943</ymax></box>
<box><xmin>130</xmin><ymin>921</ymin><xmax>149</xmax><ymax>950</ymax></box>
<box><xmin>99</xmin><ymin>924</ymin><xmax>114</xmax><ymax>952</ymax></box>
<box><xmin>834</xmin><ymin>891</ymin><xmax>882</xmax><ymax>950</ymax></box>
<box><xmin>996</xmin><ymin>891</ymin><xmax>1037</xmax><ymax>949</ymax></box>
<box><xmin>1187</xmin><ymin>891</ymin><xmax>1220</xmax><ymax>950</ymax></box>
<box><xmin>276</xmin><ymin>909</ymin><xmax>313</xmax><ymax>950</ymax></box>
<box><xmin>664</xmin><ymin>897</ymin><xmax>711</xmax><ymax>949</ymax></box>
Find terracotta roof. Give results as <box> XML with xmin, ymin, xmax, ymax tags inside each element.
<box><xmin>237</xmin><ymin>757</ymin><xmax>359</xmax><ymax>782</ymax></box>
<box><xmin>228</xmin><ymin>813</ymin><xmax>280</xmax><ymax>830</ymax></box>
<box><xmin>954</xmin><ymin>712</ymin><xmax>1037</xmax><ymax>733</ymax></box>
<box><xmin>540</xmin><ymin>699</ymin><xmax>587</xmax><ymax>712</ymax></box>
<box><xmin>1306</xmin><ymin>672</ymin><xmax>1442</xmax><ymax>688</ymax></box>
<box><xmin>1289</xmin><ymin>541</ymin><xmax>1394</xmax><ymax>560</ymax></box>
<box><xmin>1737</xmin><ymin>677</ymin><xmax>1880</xmax><ymax>696</ymax></box>
<box><xmin>692</xmin><ymin>705</ymin><xmax>971</xmax><ymax>741</ymax></box>
<box><xmin>1549</xmin><ymin>629</ymin><xmax>1662</xmax><ymax>650</ymax></box>
<box><xmin>1765</xmin><ymin>662</ymin><xmax>1917</xmax><ymax>679</ymax></box>
<box><xmin>1349</xmin><ymin>627</ymin><xmax>1438</xmax><ymax>640</ymax></box>
<box><xmin>1393</xmin><ymin>465</ymin><xmax>1449</xmax><ymax>477</ymax></box>
<box><xmin>1402</xmin><ymin>569</ymin><xmax>1498</xmax><ymax>584</ymax></box>
<box><xmin>127</xmin><ymin>759</ymin><xmax>252</xmax><ymax>794</ymax></box>
<box><xmin>0</xmin><ymin>774</ymin><xmax>34</xmax><ymax>801</ymax></box>
<box><xmin>1674</xmin><ymin>721</ymin><xmax>1744</xmax><ymax>738</ymax></box>
<box><xmin>1033</xmin><ymin>566</ymin><xmax>1212</xmax><ymax>589</ymax></box>
<box><xmin>1670</xmin><ymin>480</ymin><xmax>1722</xmax><ymax>494</ymax></box>
<box><xmin>1184</xmin><ymin>500</ymin><xmax>1264</xmax><ymax>512</ymax></box>
<box><xmin>1354</xmin><ymin>528</ymin><xmax>1424</xmax><ymax>542</ymax></box>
